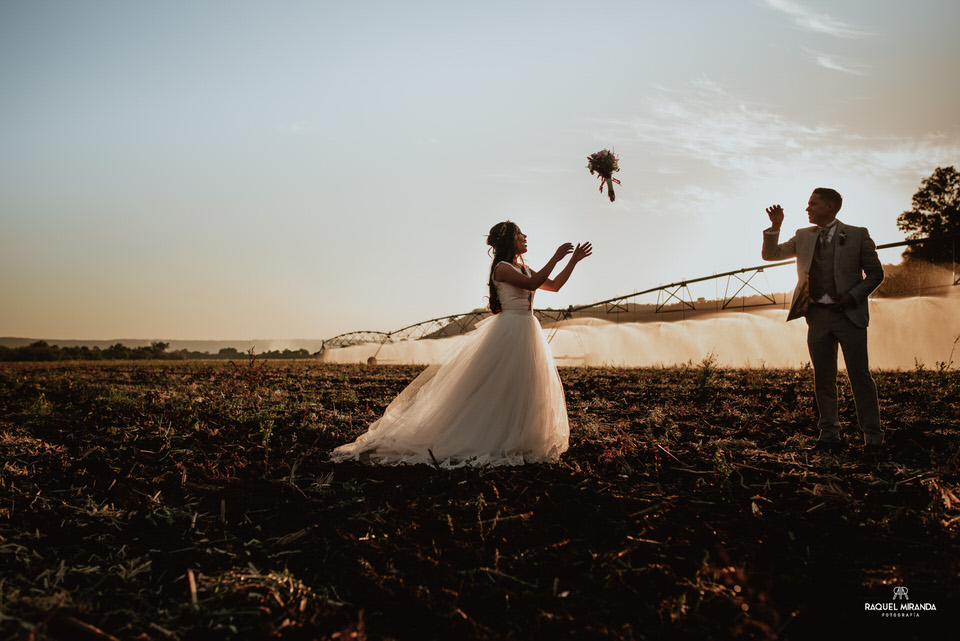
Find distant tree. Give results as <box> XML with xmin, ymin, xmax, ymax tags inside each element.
<box><xmin>897</xmin><ymin>166</ymin><xmax>960</xmax><ymax>264</ymax></box>
<box><xmin>103</xmin><ymin>343</ymin><xmax>131</xmax><ymax>360</ymax></box>
<box><xmin>19</xmin><ymin>341</ymin><xmax>58</xmax><ymax>361</ymax></box>
<box><xmin>150</xmin><ymin>341</ymin><xmax>170</xmax><ymax>357</ymax></box>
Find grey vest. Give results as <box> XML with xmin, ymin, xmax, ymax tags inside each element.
<box><xmin>809</xmin><ymin>230</ymin><xmax>838</xmax><ymax>300</ymax></box>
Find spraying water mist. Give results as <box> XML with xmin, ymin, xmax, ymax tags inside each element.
<box><xmin>320</xmin><ymin>296</ymin><xmax>960</xmax><ymax>370</ymax></box>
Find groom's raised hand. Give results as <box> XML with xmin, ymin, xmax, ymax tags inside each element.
<box><xmin>765</xmin><ymin>205</ymin><xmax>784</xmax><ymax>231</ymax></box>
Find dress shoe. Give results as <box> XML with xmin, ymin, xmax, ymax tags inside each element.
<box><xmin>807</xmin><ymin>440</ymin><xmax>844</xmax><ymax>453</ymax></box>
<box><xmin>861</xmin><ymin>443</ymin><xmax>885</xmax><ymax>458</ymax></box>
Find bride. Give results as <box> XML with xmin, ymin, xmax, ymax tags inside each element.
<box><xmin>331</xmin><ymin>221</ymin><xmax>592</xmax><ymax>468</ymax></box>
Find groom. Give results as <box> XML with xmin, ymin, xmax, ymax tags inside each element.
<box><xmin>762</xmin><ymin>188</ymin><xmax>885</xmax><ymax>453</ymax></box>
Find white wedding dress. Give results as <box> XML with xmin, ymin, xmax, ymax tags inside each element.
<box><xmin>331</xmin><ymin>261</ymin><xmax>569</xmax><ymax>468</ymax></box>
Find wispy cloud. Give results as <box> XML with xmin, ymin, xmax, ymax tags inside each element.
<box><xmin>761</xmin><ymin>0</ymin><xmax>872</xmax><ymax>38</ymax></box>
<box><xmin>629</xmin><ymin>79</ymin><xmax>835</xmax><ymax>173</ymax></box>
<box><xmin>626</xmin><ymin>80</ymin><xmax>959</xmax><ymax>178</ymax></box>
<box><xmin>814</xmin><ymin>53</ymin><xmax>867</xmax><ymax>76</ymax></box>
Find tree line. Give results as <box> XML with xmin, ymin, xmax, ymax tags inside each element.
<box><xmin>0</xmin><ymin>342</ymin><xmax>316</xmax><ymax>362</ymax></box>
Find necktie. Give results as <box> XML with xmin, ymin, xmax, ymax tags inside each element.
<box><xmin>818</xmin><ymin>226</ymin><xmax>831</xmax><ymax>245</ymax></box>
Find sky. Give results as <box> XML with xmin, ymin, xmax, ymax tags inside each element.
<box><xmin>1</xmin><ymin>0</ymin><xmax>958</xmax><ymax>341</ymax></box>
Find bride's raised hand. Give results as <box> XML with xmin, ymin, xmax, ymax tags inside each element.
<box><xmin>551</xmin><ymin>243</ymin><xmax>574</xmax><ymax>262</ymax></box>
<box><xmin>572</xmin><ymin>242</ymin><xmax>593</xmax><ymax>263</ymax></box>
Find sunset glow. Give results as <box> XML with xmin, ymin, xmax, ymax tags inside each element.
<box><xmin>1</xmin><ymin>1</ymin><xmax>957</xmax><ymax>341</ymax></box>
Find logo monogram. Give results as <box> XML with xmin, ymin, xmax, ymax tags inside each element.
<box><xmin>866</xmin><ymin>585</ymin><xmax>935</xmax><ymax>616</ymax></box>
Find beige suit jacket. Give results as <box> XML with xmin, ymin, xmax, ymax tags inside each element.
<box><xmin>762</xmin><ymin>220</ymin><xmax>884</xmax><ymax>328</ymax></box>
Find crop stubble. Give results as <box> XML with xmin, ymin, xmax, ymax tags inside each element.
<box><xmin>1</xmin><ymin>360</ymin><xmax>958</xmax><ymax>640</ymax></box>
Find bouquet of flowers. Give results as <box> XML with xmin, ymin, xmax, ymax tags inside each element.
<box><xmin>587</xmin><ymin>149</ymin><xmax>621</xmax><ymax>202</ymax></box>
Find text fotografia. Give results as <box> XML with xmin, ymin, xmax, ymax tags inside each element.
<box><xmin>865</xmin><ymin>587</ymin><xmax>937</xmax><ymax>618</ymax></box>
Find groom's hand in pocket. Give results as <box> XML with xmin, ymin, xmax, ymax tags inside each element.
<box><xmin>830</xmin><ymin>292</ymin><xmax>856</xmax><ymax>313</ymax></box>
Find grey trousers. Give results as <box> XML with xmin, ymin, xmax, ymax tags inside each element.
<box><xmin>805</xmin><ymin>305</ymin><xmax>883</xmax><ymax>445</ymax></box>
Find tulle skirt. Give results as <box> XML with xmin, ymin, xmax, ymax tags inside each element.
<box><xmin>330</xmin><ymin>310</ymin><xmax>569</xmax><ymax>468</ymax></box>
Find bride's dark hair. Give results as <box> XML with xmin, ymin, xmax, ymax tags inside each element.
<box><xmin>486</xmin><ymin>221</ymin><xmax>524</xmax><ymax>314</ymax></box>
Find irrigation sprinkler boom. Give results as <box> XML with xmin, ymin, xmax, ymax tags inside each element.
<box><xmin>321</xmin><ymin>235</ymin><xmax>960</xmax><ymax>352</ymax></box>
